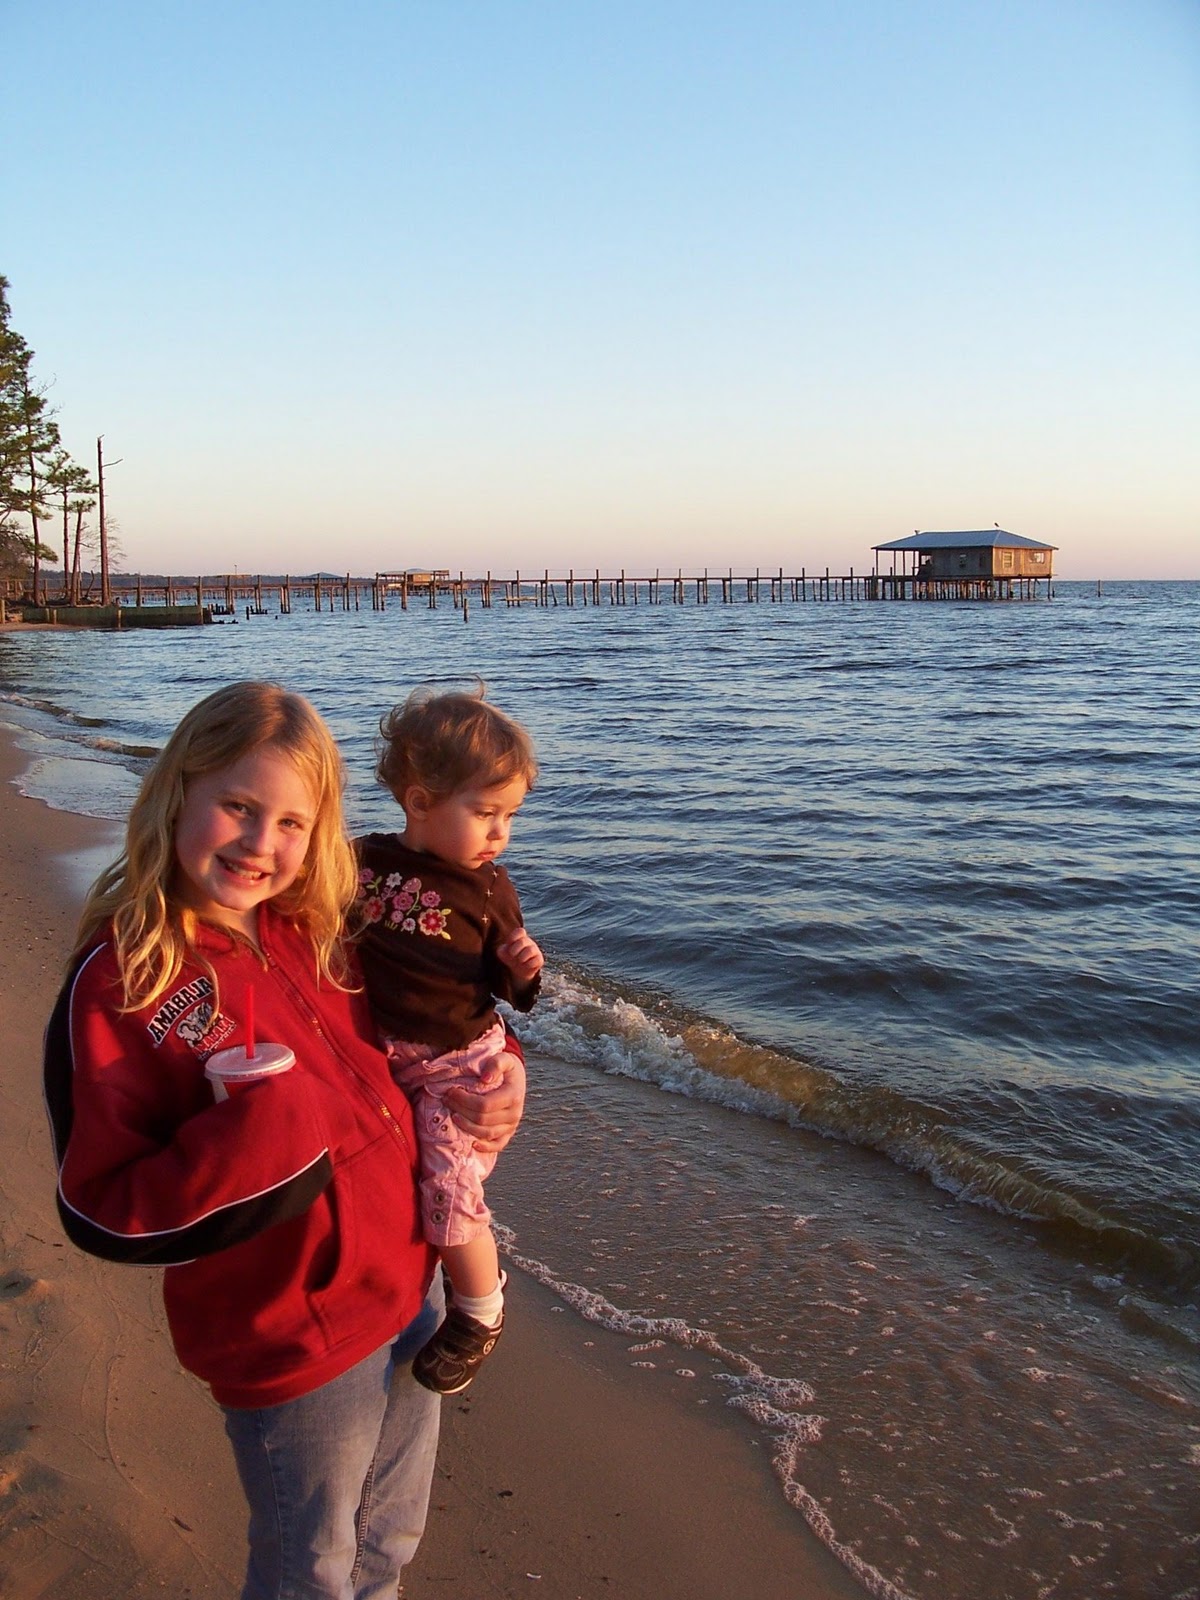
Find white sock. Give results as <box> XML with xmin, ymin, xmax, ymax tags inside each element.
<box><xmin>453</xmin><ymin>1271</ymin><xmax>506</xmax><ymax>1328</ymax></box>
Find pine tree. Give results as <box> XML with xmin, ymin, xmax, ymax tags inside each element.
<box><xmin>1</xmin><ymin>276</ymin><xmax>63</xmax><ymax>596</ymax></box>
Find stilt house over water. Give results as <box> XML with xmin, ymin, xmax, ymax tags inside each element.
<box><xmin>873</xmin><ymin>529</ymin><xmax>1056</xmax><ymax>581</ymax></box>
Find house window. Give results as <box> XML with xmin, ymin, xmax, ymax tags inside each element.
<box><xmin>1032</xmin><ymin>552</ymin><xmax>1046</xmax><ymax>565</ymax></box>
<box><xmin>1001</xmin><ymin>550</ymin><xmax>1014</xmax><ymax>571</ymax></box>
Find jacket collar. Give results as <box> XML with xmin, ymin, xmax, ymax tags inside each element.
<box><xmin>192</xmin><ymin>903</ymin><xmax>280</xmax><ymax>957</ymax></box>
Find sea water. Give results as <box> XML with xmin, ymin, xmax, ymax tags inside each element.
<box><xmin>3</xmin><ymin>581</ymin><xmax>1198</xmax><ymax>1599</ymax></box>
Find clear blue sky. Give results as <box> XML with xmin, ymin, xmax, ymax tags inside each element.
<box><xmin>4</xmin><ymin>0</ymin><xmax>1197</xmax><ymax>578</ymax></box>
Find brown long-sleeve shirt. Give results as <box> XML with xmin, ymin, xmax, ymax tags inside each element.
<box><xmin>353</xmin><ymin>833</ymin><xmax>539</xmax><ymax>1052</ymax></box>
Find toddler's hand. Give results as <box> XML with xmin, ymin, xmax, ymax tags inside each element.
<box><xmin>498</xmin><ymin>928</ymin><xmax>544</xmax><ymax>985</ymax></box>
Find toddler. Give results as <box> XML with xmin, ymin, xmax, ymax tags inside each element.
<box><xmin>356</xmin><ymin>685</ymin><xmax>543</xmax><ymax>1394</ymax></box>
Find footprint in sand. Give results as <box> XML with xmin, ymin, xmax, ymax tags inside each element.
<box><xmin>0</xmin><ymin>1274</ymin><xmax>51</xmax><ymax>1302</ymax></box>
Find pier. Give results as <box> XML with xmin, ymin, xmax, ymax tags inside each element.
<box><xmin>370</xmin><ymin>568</ymin><xmax>1035</xmax><ymax>608</ymax></box>
<box><xmin>4</xmin><ymin>531</ymin><xmax>1056</xmax><ymax>625</ymax></box>
<box><xmin>2</xmin><ymin>567</ymin><xmax>1052</xmax><ymax>623</ymax></box>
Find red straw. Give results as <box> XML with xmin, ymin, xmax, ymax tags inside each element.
<box><xmin>245</xmin><ymin>988</ymin><xmax>255</xmax><ymax>1061</ymax></box>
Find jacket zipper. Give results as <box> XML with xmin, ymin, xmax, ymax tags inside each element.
<box><xmin>263</xmin><ymin>951</ymin><xmax>416</xmax><ymax>1163</ymax></box>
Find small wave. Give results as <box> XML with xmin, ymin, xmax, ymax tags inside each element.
<box><xmin>807</xmin><ymin>659</ymin><xmax>894</xmax><ymax>674</ymax></box>
<box><xmin>0</xmin><ymin>691</ymin><xmax>159</xmax><ymax>762</ymax></box>
<box><xmin>517</xmin><ymin>973</ymin><xmax>1198</xmax><ymax>1301</ymax></box>
<box><xmin>15</xmin><ymin>755</ymin><xmax>141</xmax><ymax>821</ymax></box>
<box><xmin>495</xmin><ymin>1223</ymin><xmax>917</xmax><ymax>1600</ymax></box>
<box><xmin>1113</xmin><ymin>1291</ymin><xmax>1200</xmax><ymax>1354</ymax></box>
<box><xmin>959</xmin><ymin>656</ymin><xmax>1052</xmax><ymax>673</ymax></box>
<box><xmin>1</xmin><ymin>690</ymin><xmax>104</xmax><ymax>728</ymax></box>
<box><xmin>917</xmin><ymin>1141</ymin><xmax>1198</xmax><ymax>1295</ymax></box>
<box><xmin>88</xmin><ymin>736</ymin><xmax>161</xmax><ymax>759</ymax></box>
<box><xmin>513</xmin><ymin>975</ymin><xmax>809</xmax><ymax>1125</ymax></box>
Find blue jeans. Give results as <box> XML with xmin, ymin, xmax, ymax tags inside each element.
<box><xmin>221</xmin><ymin>1291</ymin><xmax>443</xmax><ymax>1600</ymax></box>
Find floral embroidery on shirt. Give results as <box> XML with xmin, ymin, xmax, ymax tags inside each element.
<box><xmin>356</xmin><ymin>870</ymin><xmax>452</xmax><ymax>939</ymax></box>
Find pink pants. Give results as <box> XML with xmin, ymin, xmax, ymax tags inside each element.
<box><xmin>383</xmin><ymin>1021</ymin><xmax>506</xmax><ymax>1249</ymax></box>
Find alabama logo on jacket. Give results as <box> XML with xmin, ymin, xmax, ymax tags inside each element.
<box><xmin>146</xmin><ymin>977</ymin><xmax>236</xmax><ymax>1055</ymax></box>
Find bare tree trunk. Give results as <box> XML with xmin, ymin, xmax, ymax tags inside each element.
<box><xmin>27</xmin><ymin>438</ymin><xmax>41</xmax><ymax>604</ymax></box>
<box><xmin>97</xmin><ymin>436</ymin><xmax>110</xmax><ymax>606</ymax></box>
<box><xmin>71</xmin><ymin>507</ymin><xmax>84</xmax><ymax>604</ymax></box>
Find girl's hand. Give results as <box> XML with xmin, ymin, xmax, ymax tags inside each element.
<box><xmin>444</xmin><ymin>1051</ymin><xmax>526</xmax><ymax>1153</ymax></box>
<box><xmin>497</xmin><ymin>929</ymin><xmax>545</xmax><ymax>986</ymax></box>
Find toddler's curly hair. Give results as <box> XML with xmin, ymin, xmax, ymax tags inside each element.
<box><xmin>377</xmin><ymin>684</ymin><xmax>537</xmax><ymax>805</ymax></box>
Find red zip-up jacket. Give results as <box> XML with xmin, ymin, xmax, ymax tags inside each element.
<box><xmin>44</xmin><ymin>909</ymin><xmax>453</xmax><ymax>1409</ymax></box>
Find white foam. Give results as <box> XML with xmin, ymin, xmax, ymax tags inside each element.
<box><xmin>14</xmin><ymin>754</ymin><xmax>140</xmax><ymax>821</ymax></box>
<box><xmin>509</xmin><ymin>974</ymin><xmax>801</xmax><ymax>1124</ymax></box>
<box><xmin>496</xmin><ymin>1223</ymin><xmax>919</xmax><ymax>1600</ymax></box>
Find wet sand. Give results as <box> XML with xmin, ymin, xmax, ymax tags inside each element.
<box><xmin>0</xmin><ymin>722</ymin><xmax>859</xmax><ymax>1599</ymax></box>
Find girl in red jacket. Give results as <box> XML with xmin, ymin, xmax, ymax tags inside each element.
<box><xmin>44</xmin><ymin>680</ymin><xmax>524</xmax><ymax>1600</ymax></box>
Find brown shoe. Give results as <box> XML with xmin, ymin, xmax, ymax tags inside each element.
<box><xmin>412</xmin><ymin>1304</ymin><xmax>504</xmax><ymax>1395</ymax></box>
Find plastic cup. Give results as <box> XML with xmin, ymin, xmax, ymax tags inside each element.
<box><xmin>205</xmin><ymin>1042</ymin><xmax>296</xmax><ymax>1101</ymax></box>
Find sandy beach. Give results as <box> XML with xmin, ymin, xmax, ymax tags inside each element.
<box><xmin>0</xmin><ymin>721</ymin><xmax>861</xmax><ymax>1600</ymax></box>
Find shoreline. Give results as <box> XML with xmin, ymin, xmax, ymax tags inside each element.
<box><xmin>0</xmin><ymin>722</ymin><xmax>860</xmax><ymax>1600</ymax></box>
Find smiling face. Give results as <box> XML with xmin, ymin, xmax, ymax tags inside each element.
<box><xmin>402</xmin><ymin>774</ymin><xmax>528</xmax><ymax>870</ymax></box>
<box><xmin>173</xmin><ymin>746</ymin><xmax>317</xmax><ymax>938</ymax></box>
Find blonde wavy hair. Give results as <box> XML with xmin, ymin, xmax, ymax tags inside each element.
<box><xmin>75</xmin><ymin>681</ymin><xmax>357</xmax><ymax>1010</ymax></box>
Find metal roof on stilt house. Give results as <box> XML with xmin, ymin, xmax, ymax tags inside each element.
<box><xmin>873</xmin><ymin>529</ymin><xmax>1056</xmax><ymax>580</ymax></box>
